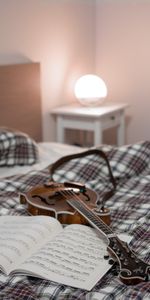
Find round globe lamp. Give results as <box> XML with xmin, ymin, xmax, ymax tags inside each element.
<box><xmin>74</xmin><ymin>74</ymin><xmax>107</xmax><ymax>106</ymax></box>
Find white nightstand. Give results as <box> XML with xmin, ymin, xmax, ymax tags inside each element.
<box><xmin>51</xmin><ymin>102</ymin><xmax>129</xmax><ymax>146</ymax></box>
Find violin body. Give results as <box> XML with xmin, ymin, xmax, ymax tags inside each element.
<box><xmin>20</xmin><ymin>181</ymin><xmax>111</xmax><ymax>225</ymax></box>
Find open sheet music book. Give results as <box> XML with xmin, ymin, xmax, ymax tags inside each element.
<box><xmin>0</xmin><ymin>216</ymin><xmax>111</xmax><ymax>290</ymax></box>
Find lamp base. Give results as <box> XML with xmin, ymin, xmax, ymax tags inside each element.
<box><xmin>78</xmin><ymin>97</ymin><xmax>105</xmax><ymax>107</ymax></box>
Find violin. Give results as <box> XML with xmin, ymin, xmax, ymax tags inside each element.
<box><xmin>20</xmin><ymin>181</ymin><xmax>111</xmax><ymax>225</ymax></box>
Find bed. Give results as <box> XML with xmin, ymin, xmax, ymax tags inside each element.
<box><xmin>0</xmin><ymin>63</ymin><xmax>149</xmax><ymax>300</ymax></box>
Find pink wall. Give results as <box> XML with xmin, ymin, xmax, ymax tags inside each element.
<box><xmin>95</xmin><ymin>0</ymin><xmax>150</xmax><ymax>144</ymax></box>
<box><xmin>0</xmin><ymin>0</ymin><xmax>95</xmax><ymax>141</ymax></box>
<box><xmin>1</xmin><ymin>0</ymin><xmax>148</xmax><ymax>144</ymax></box>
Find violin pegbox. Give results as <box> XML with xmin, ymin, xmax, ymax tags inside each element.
<box><xmin>108</xmin><ymin>236</ymin><xmax>150</xmax><ymax>285</ymax></box>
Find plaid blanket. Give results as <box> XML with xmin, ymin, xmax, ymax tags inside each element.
<box><xmin>0</xmin><ymin>128</ymin><xmax>38</xmax><ymax>166</ymax></box>
<box><xmin>0</xmin><ymin>141</ymin><xmax>150</xmax><ymax>300</ymax></box>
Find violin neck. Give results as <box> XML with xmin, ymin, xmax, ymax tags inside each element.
<box><xmin>67</xmin><ymin>199</ymin><xmax>115</xmax><ymax>239</ymax></box>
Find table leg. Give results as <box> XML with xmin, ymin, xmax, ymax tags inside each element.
<box><xmin>117</xmin><ymin>111</ymin><xmax>125</xmax><ymax>146</ymax></box>
<box><xmin>94</xmin><ymin>120</ymin><xmax>102</xmax><ymax>146</ymax></box>
<box><xmin>57</xmin><ymin>116</ymin><xmax>65</xmax><ymax>143</ymax></box>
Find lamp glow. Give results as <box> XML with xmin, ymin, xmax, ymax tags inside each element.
<box><xmin>74</xmin><ymin>74</ymin><xmax>107</xmax><ymax>106</ymax></box>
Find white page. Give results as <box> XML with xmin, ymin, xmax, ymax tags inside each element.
<box><xmin>17</xmin><ymin>224</ymin><xmax>111</xmax><ymax>290</ymax></box>
<box><xmin>0</xmin><ymin>216</ymin><xmax>62</xmax><ymax>274</ymax></box>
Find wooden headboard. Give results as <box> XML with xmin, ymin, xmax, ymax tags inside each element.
<box><xmin>0</xmin><ymin>62</ymin><xmax>42</xmax><ymax>142</ymax></box>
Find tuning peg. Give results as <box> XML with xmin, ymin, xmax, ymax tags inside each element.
<box><xmin>104</xmin><ymin>254</ymin><xmax>109</xmax><ymax>260</ymax></box>
<box><xmin>109</xmin><ymin>259</ymin><xmax>115</xmax><ymax>265</ymax></box>
<box><xmin>112</xmin><ymin>269</ymin><xmax>119</xmax><ymax>276</ymax></box>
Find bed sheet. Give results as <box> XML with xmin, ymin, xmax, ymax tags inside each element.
<box><xmin>0</xmin><ymin>142</ymin><xmax>85</xmax><ymax>178</ymax></box>
<box><xmin>0</xmin><ymin>141</ymin><xmax>149</xmax><ymax>300</ymax></box>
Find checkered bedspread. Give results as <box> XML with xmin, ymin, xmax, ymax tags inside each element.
<box><xmin>0</xmin><ymin>128</ymin><xmax>38</xmax><ymax>166</ymax></box>
<box><xmin>0</xmin><ymin>141</ymin><xmax>150</xmax><ymax>300</ymax></box>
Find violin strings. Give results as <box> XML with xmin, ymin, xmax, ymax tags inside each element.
<box><xmin>58</xmin><ymin>189</ymin><xmax>115</xmax><ymax>235</ymax></box>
